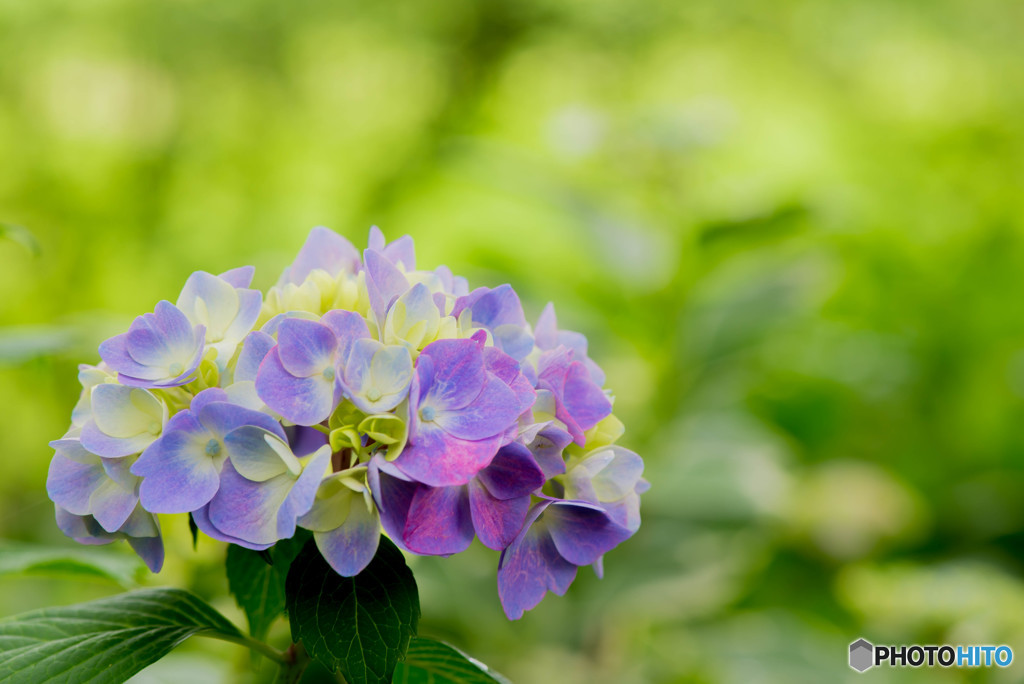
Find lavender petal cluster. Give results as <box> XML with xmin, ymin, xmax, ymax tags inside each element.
<box><xmin>47</xmin><ymin>226</ymin><xmax>647</xmax><ymax>619</ymax></box>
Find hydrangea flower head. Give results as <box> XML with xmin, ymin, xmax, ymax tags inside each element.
<box><xmin>48</xmin><ymin>225</ymin><xmax>645</xmax><ymax>619</ymax></box>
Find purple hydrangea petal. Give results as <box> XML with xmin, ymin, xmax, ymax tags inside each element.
<box><xmin>534</xmin><ymin>302</ymin><xmax>559</xmax><ymax>350</ymax></box>
<box><xmin>207</xmin><ymin>461</ymin><xmax>294</xmax><ymax>546</ymax></box>
<box><xmin>234</xmin><ymin>331</ymin><xmax>276</xmax><ymax>383</ymax></box>
<box><xmin>127</xmin><ymin>534</ymin><xmax>165</xmax><ymax>573</ymax></box>
<box><xmin>468</xmin><ymin>478</ymin><xmax>530</xmax><ymax>551</ymax></box>
<box><xmin>255</xmin><ymin>349</ymin><xmax>338</xmax><ymax>426</ymax></box>
<box><xmin>176</xmin><ymin>272</ymin><xmax>239</xmax><ymax>337</ymax></box>
<box><xmin>402</xmin><ymin>485</ymin><xmax>474</xmax><ymax>556</ymax></box>
<box><xmin>208</xmin><ymin>446</ymin><xmax>329</xmax><ymax>547</ymax></box>
<box><xmin>276</xmin><ymin>318</ymin><xmax>337</xmax><ymax>377</ymax></box>
<box><xmin>476</xmin><ymin>443</ymin><xmax>544</xmax><ymax>500</ymax></box>
<box><xmin>320</xmin><ymin>309</ymin><xmax>371</xmax><ymax>364</ymax></box>
<box><xmin>368</xmin><ymin>456</ymin><xmax>417</xmax><ymax>553</ymax></box>
<box><xmin>191</xmin><ymin>504</ymin><xmax>274</xmax><ymax>551</ymax></box>
<box><xmin>369</xmin><ymin>226</ymin><xmax>416</xmax><ymax>271</ymax></box>
<box><xmin>133</xmin><ymin>415</ymin><xmax>223</xmax><ymax>513</ymax></box>
<box><xmin>525</xmin><ymin>425</ymin><xmax>572</xmax><ymax>479</ymax></box>
<box><xmin>199</xmin><ymin>401</ymin><xmax>287</xmax><ymax>442</ymax></box>
<box><xmin>218</xmin><ymin>265</ymin><xmax>255</xmax><ymax>288</ymax></box>
<box><xmin>188</xmin><ymin>387</ymin><xmax>230</xmax><ymax>414</ymax></box>
<box><xmin>286</xmin><ymin>425</ymin><xmax>330</xmax><ymax>457</ymax></box>
<box><xmin>543</xmin><ymin>500</ymin><xmax>632</xmax><ymax>566</ymax></box>
<box><xmin>535</xmin><ymin>303</ymin><xmax>605</xmax><ymax>385</ymax></box>
<box><xmin>278</xmin><ymin>226</ymin><xmax>361</xmax><ymax>286</ymax></box>
<box><xmin>482</xmin><ymin>348</ymin><xmax>536</xmax><ymax>415</ymax></box>
<box><xmin>433</xmin><ymin>375</ymin><xmax>520</xmax><ymax>441</ymax></box>
<box><xmin>538</xmin><ymin>348</ymin><xmax>612</xmax><ymax>445</ymax></box>
<box><xmin>80</xmin><ymin>420</ymin><xmax>156</xmax><ymax>459</ymax></box>
<box><xmin>313</xmin><ymin>498</ymin><xmax>381</xmax><ymax>577</ymax></box>
<box><xmin>89</xmin><ymin>473</ymin><xmax>140</xmax><ymax>534</ymax></box>
<box><xmin>364</xmin><ymin>249</ymin><xmax>410</xmax><ymax>325</ymax></box>
<box><xmin>453</xmin><ymin>285</ymin><xmax>527</xmax><ymax>329</ymax></box>
<box><xmin>55</xmin><ymin>505</ymin><xmax>164</xmax><ymax>572</ymax></box>
<box><xmin>217</xmin><ymin>288</ymin><xmax>262</xmax><ymax>352</ymax></box>
<box><xmin>395</xmin><ymin>422</ymin><xmax>502</xmax><ymax>487</ymax></box>
<box><xmin>278</xmin><ymin>447</ymin><xmax>333</xmax><ymax>539</ymax></box>
<box><xmin>562</xmin><ymin>362</ymin><xmax>612</xmax><ymax>434</ymax></box>
<box><xmin>47</xmin><ymin>442</ymin><xmax>104</xmax><ymax>515</ymax></box>
<box><xmin>419</xmin><ymin>339</ymin><xmax>486</xmax><ymax>410</ymax></box>
<box><xmin>497</xmin><ymin>502</ymin><xmax>578</xmax><ymax>620</ymax></box>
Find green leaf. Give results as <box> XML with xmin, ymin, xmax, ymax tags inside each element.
<box><xmin>0</xmin><ymin>588</ymin><xmax>243</xmax><ymax>684</ymax></box>
<box><xmin>226</xmin><ymin>545</ymin><xmax>286</xmax><ymax>641</ymax></box>
<box><xmin>0</xmin><ymin>542</ymin><xmax>144</xmax><ymax>587</ymax></box>
<box><xmin>285</xmin><ymin>536</ymin><xmax>420</xmax><ymax>684</ymax></box>
<box><xmin>393</xmin><ymin>638</ymin><xmax>512</xmax><ymax>684</ymax></box>
<box><xmin>226</xmin><ymin>531</ymin><xmax>311</xmax><ymax>641</ymax></box>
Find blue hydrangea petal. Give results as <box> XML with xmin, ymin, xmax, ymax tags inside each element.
<box><xmin>497</xmin><ymin>502</ymin><xmax>577</xmax><ymax>620</ymax></box>
<box><xmin>207</xmin><ymin>445</ymin><xmax>329</xmax><ymax>546</ymax></box>
<box><xmin>402</xmin><ymin>485</ymin><xmax>474</xmax><ymax>556</ymax></box>
<box><xmin>207</xmin><ymin>461</ymin><xmax>293</xmax><ymax>546</ymax></box>
<box><xmin>133</xmin><ymin>415</ymin><xmax>223</xmax><ymax>513</ymax></box>
<box><xmin>468</xmin><ymin>478</ymin><xmax>530</xmax><ymax>551</ymax></box>
<box><xmin>127</xmin><ymin>534</ymin><xmax>165</xmax><ymax>573</ymax></box>
<box><xmin>199</xmin><ymin>400</ymin><xmax>286</xmax><ymax>442</ymax></box>
<box><xmin>191</xmin><ymin>504</ymin><xmax>274</xmax><ymax>551</ymax></box>
<box><xmin>543</xmin><ymin>500</ymin><xmax>632</xmax><ymax>567</ymax></box>
<box><xmin>234</xmin><ymin>331</ymin><xmax>276</xmax><ymax>383</ymax></box>
<box><xmin>47</xmin><ymin>442</ymin><xmax>104</xmax><ymax>515</ymax></box>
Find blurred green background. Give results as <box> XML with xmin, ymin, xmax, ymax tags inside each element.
<box><xmin>3</xmin><ymin>0</ymin><xmax>1024</xmax><ymax>681</ymax></box>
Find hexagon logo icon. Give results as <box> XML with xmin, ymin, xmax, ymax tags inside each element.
<box><xmin>849</xmin><ymin>638</ymin><xmax>874</xmax><ymax>672</ymax></box>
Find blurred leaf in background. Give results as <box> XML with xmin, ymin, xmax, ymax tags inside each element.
<box><xmin>3</xmin><ymin>0</ymin><xmax>1024</xmax><ymax>682</ymax></box>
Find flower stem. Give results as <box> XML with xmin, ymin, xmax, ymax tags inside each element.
<box><xmin>204</xmin><ymin>631</ymin><xmax>288</xmax><ymax>664</ymax></box>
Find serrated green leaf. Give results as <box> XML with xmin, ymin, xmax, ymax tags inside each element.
<box><xmin>0</xmin><ymin>588</ymin><xmax>243</xmax><ymax>684</ymax></box>
<box><xmin>393</xmin><ymin>638</ymin><xmax>512</xmax><ymax>684</ymax></box>
<box><xmin>285</xmin><ymin>536</ymin><xmax>420</xmax><ymax>684</ymax></box>
<box><xmin>0</xmin><ymin>543</ymin><xmax>143</xmax><ymax>587</ymax></box>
